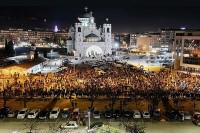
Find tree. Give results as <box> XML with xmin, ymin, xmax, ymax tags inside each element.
<box><xmin>34</xmin><ymin>50</ymin><xmax>39</xmax><ymax>59</ymax></box>
<box><xmin>97</xmin><ymin>125</ymin><xmax>120</xmax><ymax>133</ymax></box>
<box><xmin>3</xmin><ymin>89</ymin><xmax>9</xmax><ymax>108</ymax></box>
<box><xmin>121</xmin><ymin>120</ymin><xmax>147</xmax><ymax>133</ymax></box>
<box><xmin>23</xmin><ymin>91</ymin><xmax>27</xmax><ymax>108</ymax></box>
<box><xmin>105</xmin><ymin>86</ymin><xmax>119</xmax><ymax>110</ymax></box>
<box><xmin>43</xmin><ymin>49</ymin><xmax>47</xmax><ymax>58</ymax></box>
<box><xmin>147</xmin><ymin>88</ymin><xmax>164</xmax><ymax>111</ymax></box>
<box><xmin>4</xmin><ymin>40</ymin><xmax>14</xmax><ymax>57</ymax></box>
<box><xmin>22</xmin><ymin>120</ymin><xmax>41</xmax><ymax>133</ymax></box>
<box><xmin>86</xmin><ymin>84</ymin><xmax>99</xmax><ymax>109</ymax></box>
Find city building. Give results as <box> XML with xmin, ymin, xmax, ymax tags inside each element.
<box><xmin>136</xmin><ymin>35</ymin><xmax>151</xmax><ymax>51</ymax></box>
<box><xmin>1</xmin><ymin>56</ymin><xmax>48</xmax><ymax>76</ymax></box>
<box><xmin>173</xmin><ymin>29</ymin><xmax>200</xmax><ymax>71</ymax></box>
<box><xmin>66</xmin><ymin>7</ymin><xmax>112</xmax><ymax>57</ymax></box>
<box><xmin>0</xmin><ymin>28</ymin><xmax>69</xmax><ymax>46</ymax></box>
<box><xmin>130</xmin><ymin>32</ymin><xmax>161</xmax><ymax>51</ymax></box>
<box><xmin>130</xmin><ymin>34</ymin><xmax>137</xmax><ymax>46</ymax></box>
<box><xmin>113</xmin><ymin>33</ymin><xmax>130</xmax><ymax>48</ymax></box>
<box><xmin>159</xmin><ymin>28</ymin><xmax>176</xmax><ymax>52</ymax></box>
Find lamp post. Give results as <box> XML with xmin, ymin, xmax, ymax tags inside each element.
<box><xmin>115</xmin><ymin>43</ymin><xmax>118</xmax><ymax>55</ymax></box>
<box><xmin>13</xmin><ymin>46</ymin><xmax>16</xmax><ymax>56</ymax></box>
<box><xmin>167</xmin><ymin>51</ymin><xmax>174</xmax><ymax>89</ymax></box>
<box><xmin>171</xmin><ymin>51</ymin><xmax>174</xmax><ymax>76</ymax></box>
<box><xmin>50</xmin><ymin>49</ymin><xmax>53</xmax><ymax>61</ymax></box>
<box><xmin>60</xmin><ymin>55</ymin><xmax>62</xmax><ymax>67</ymax></box>
<box><xmin>88</xmin><ymin>111</ymin><xmax>91</xmax><ymax>130</ymax></box>
<box><xmin>73</xmin><ymin>50</ymin><xmax>76</xmax><ymax>74</ymax></box>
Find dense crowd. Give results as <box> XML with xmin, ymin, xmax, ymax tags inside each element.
<box><xmin>0</xmin><ymin>60</ymin><xmax>200</xmax><ymax>108</ymax></box>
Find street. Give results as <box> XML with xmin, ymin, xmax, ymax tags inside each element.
<box><xmin>0</xmin><ymin>120</ymin><xmax>199</xmax><ymax>133</ymax></box>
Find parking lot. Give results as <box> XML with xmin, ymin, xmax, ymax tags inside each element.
<box><xmin>0</xmin><ymin>117</ymin><xmax>199</xmax><ymax>133</ymax></box>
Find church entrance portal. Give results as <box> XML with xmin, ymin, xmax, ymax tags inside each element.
<box><xmin>86</xmin><ymin>45</ymin><xmax>103</xmax><ymax>57</ymax></box>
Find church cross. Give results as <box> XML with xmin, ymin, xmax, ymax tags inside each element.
<box><xmin>85</xmin><ymin>7</ymin><xmax>88</xmax><ymax>12</ymax></box>
<box><xmin>90</xmin><ymin>11</ymin><xmax>93</xmax><ymax>16</ymax></box>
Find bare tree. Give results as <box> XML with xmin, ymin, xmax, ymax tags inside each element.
<box><xmin>85</xmin><ymin>84</ymin><xmax>99</xmax><ymax>109</ymax></box>
<box><xmin>3</xmin><ymin>89</ymin><xmax>9</xmax><ymax>108</ymax></box>
<box><xmin>105</xmin><ymin>86</ymin><xmax>119</xmax><ymax>110</ymax></box>
<box><xmin>122</xmin><ymin>119</ymin><xmax>147</xmax><ymax>133</ymax></box>
<box><xmin>22</xmin><ymin>120</ymin><xmax>41</xmax><ymax>133</ymax></box>
<box><xmin>96</xmin><ymin>125</ymin><xmax>120</xmax><ymax>133</ymax></box>
<box><xmin>23</xmin><ymin>91</ymin><xmax>27</xmax><ymax>108</ymax></box>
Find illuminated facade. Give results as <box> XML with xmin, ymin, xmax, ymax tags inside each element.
<box><xmin>0</xmin><ymin>28</ymin><xmax>69</xmax><ymax>46</ymax></box>
<box><xmin>66</xmin><ymin>7</ymin><xmax>112</xmax><ymax>57</ymax></box>
<box><xmin>174</xmin><ymin>30</ymin><xmax>200</xmax><ymax>71</ymax></box>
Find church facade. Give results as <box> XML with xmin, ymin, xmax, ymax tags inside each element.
<box><xmin>66</xmin><ymin>7</ymin><xmax>112</xmax><ymax>57</ymax></box>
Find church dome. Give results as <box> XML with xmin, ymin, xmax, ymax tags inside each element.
<box><xmin>85</xmin><ymin>33</ymin><xmax>98</xmax><ymax>38</ymax></box>
<box><xmin>79</xmin><ymin>12</ymin><xmax>91</xmax><ymax>18</ymax></box>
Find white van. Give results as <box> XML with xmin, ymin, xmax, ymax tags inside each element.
<box><xmin>49</xmin><ymin>107</ymin><xmax>60</xmax><ymax>119</ymax></box>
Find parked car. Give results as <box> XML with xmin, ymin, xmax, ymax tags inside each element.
<box><xmin>150</xmin><ymin>109</ymin><xmax>161</xmax><ymax>117</ymax></box>
<box><xmin>142</xmin><ymin>111</ymin><xmax>150</xmax><ymax>118</ymax></box>
<box><xmin>86</xmin><ymin>122</ymin><xmax>103</xmax><ymax>133</ymax></box>
<box><xmin>0</xmin><ymin>106</ymin><xmax>11</xmax><ymax>118</ymax></box>
<box><xmin>7</xmin><ymin>110</ymin><xmax>19</xmax><ymax>118</ymax></box>
<box><xmin>104</xmin><ymin>110</ymin><xmax>112</xmax><ymax>118</ymax></box>
<box><xmin>93</xmin><ymin>108</ymin><xmax>101</xmax><ymax>119</ymax></box>
<box><xmin>183</xmin><ymin>111</ymin><xmax>191</xmax><ymax>120</ymax></box>
<box><xmin>193</xmin><ymin>112</ymin><xmax>200</xmax><ymax>126</ymax></box>
<box><xmin>17</xmin><ymin>108</ymin><xmax>29</xmax><ymax>119</ymax></box>
<box><xmin>193</xmin><ymin>118</ymin><xmax>200</xmax><ymax>126</ymax></box>
<box><xmin>133</xmin><ymin>110</ymin><xmax>141</xmax><ymax>118</ymax></box>
<box><xmin>112</xmin><ymin>109</ymin><xmax>122</xmax><ymax>118</ymax></box>
<box><xmin>165</xmin><ymin>111</ymin><xmax>179</xmax><ymax>120</ymax></box>
<box><xmin>179</xmin><ymin>111</ymin><xmax>191</xmax><ymax>120</ymax></box>
<box><xmin>60</xmin><ymin>121</ymin><xmax>79</xmax><ymax>129</ymax></box>
<box><xmin>49</xmin><ymin>107</ymin><xmax>60</xmax><ymax>119</ymax></box>
<box><xmin>193</xmin><ymin>112</ymin><xmax>200</xmax><ymax>118</ymax></box>
<box><xmin>39</xmin><ymin>110</ymin><xmax>49</xmax><ymax>120</ymax></box>
<box><xmin>27</xmin><ymin>109</ymin><xmax>40</xmax><ymax>119</ymax></box>
<box><xmin>61</xmin><ymin>108</ymin><xmax>70</xmax><ymax>119</ymax></box>
<box><xmin>71</xmin><ymin>108</ymin><xmax>80</xmax><ymax>120</ymax></box>
<box><xmin>83</xmin><ymin>110</ymin><xmax>89</xmax><ymax>118</ymax></box>
<box><xmin>123</xmin><ymin>109</ymin><xmax>132</xmax><ymax>118</ymax></box>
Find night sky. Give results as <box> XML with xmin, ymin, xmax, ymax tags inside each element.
<box><xmin>0</xmin><ymin>0</ymin><xmax>200</xmax><ymax>33</ymax></box>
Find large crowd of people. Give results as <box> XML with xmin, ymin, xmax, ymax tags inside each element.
<box><xmin>0</xmin><ymin>59</ymin><xmax>200</xmax><ymax>109</ymax></box>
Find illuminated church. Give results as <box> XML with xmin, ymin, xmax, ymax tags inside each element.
<box><xmin>66</xmin><ymin>7</ymin><xmax>112</xmax><ymax>57</ymax></box>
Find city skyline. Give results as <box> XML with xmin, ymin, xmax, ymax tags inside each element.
<box><xmin>0</xmin><ymin>0</ymin><xmax>200</xmax><ymax>33</ymax></box>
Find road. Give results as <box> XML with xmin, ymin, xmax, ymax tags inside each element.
<box><xmin>0</xmin><ymin>118</ymin><xmax>200</xmax><ymax>133</ymax></box>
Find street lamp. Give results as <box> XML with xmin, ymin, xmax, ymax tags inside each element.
<box><xmin>115</xmin><ymin>43</ymin><xmax>119</xmax><ymax>55</ymax></box>
<box><xmin>50</xmin><ymin>49</ymin><xmax>53</xmax><ymax>61</ymax></box>
<box><xmin>60</xmin><ymin>55</ymin><xmax>62</xmax><ymax>67</ymax></box>
<box><xmin>14</xmin><ymin>46</ymin><xmax>16</xmax><ymax>56</ymax></box>
<box><xmin>73</xmin><ymin>50</ymin><xmax>76</xmax><ymax>74</ymax></box>
<box><xmin>88</xmin><ymin>111</ymin><xmax>91</xmax><ymax>130</ymax></box>
<box><xmin>171</xmin><ymin>51</ymin><xmax>175</xmax><ymax>80</ymax></box>
<box><xmin>167</xmin><ymin>51</ymin><xmax>175</xmax><ymax>89</ymax></box>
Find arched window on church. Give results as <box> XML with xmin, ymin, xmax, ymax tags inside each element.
<box><xmin>78</xmin><ymin>27</ymin><xmax>81</xmax><ymax>32</ymax></box>
<box><xmin>107</xmin><ymin>28</ymin><xmax>110</xmax><ymax>33</ymax></box>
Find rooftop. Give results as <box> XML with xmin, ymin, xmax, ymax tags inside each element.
<box><xmin>160</xmin><ymin>28</ymin><xmax>200</xmax><ymax>31</ymax></box>
<box><xmin>4</xmin><ymin>57</ymin><xmax>48</xmax><ymax>70</ymax></box>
